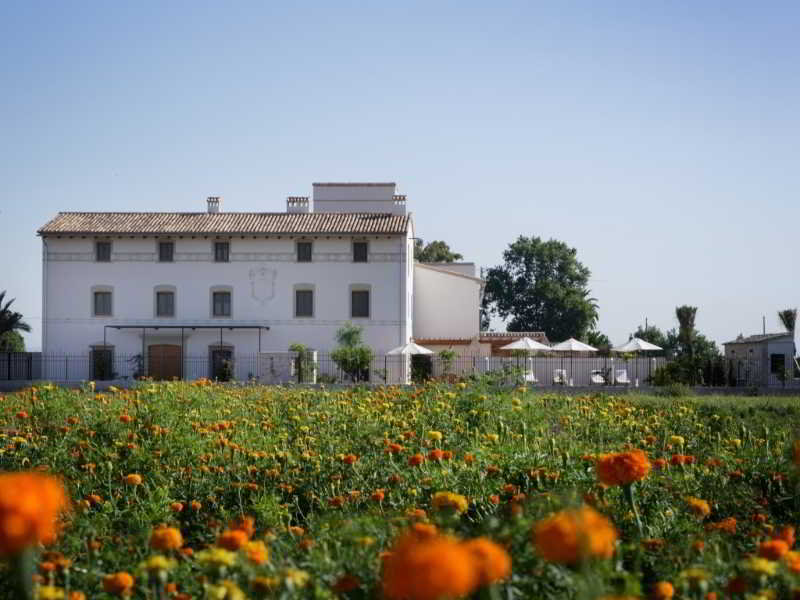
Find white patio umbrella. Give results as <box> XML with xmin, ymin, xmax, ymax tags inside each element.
<box><xmin>612</xmin><ymin>337</ymin><xmax>663</xmax><ymax>384</ymax></box>
<box><xmin>550</xmin><ymin>338</ymin><xmax>598</xmax><ymax>385</ymax></box>
<box><xmin>386</xmin><ymin>342</ymin><xmax>434</xmax><ymax>385</ymax></box>
<box><xmin>500</xmin><ymin>337</ymin><xmax>551</xmax><ymax>384</ymax></box>
<box><xmin>499</xmin><ymin>337</ymin><xmax>552</xmax><ymax>352</ymax></box>
<box><xmin>387</xmin><ymin>342</ymin><xmax>434</xmax><ymax>355</ymax></box>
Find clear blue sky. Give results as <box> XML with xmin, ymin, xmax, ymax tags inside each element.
<box><xmin>2</xmin><ymin>1</ymin><xmax>798</xmax><ymax>351</ymax></box>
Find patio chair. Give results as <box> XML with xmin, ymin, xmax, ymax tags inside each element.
<box><xmin>524</xmin><ymin>370</ymin><xmax>538</xmax><ymax>384</ymax></box>
<box><xmin>615</xmin><ymin>369</ymin><xmax>631</xmax><ymax>385</ymax></box>
<box><xmin>553</xmin><ymin>369</ymin><xmax>567</xmax><ymax>385</ymax></box>
<box><xmin>590</xmin><ymin>370</ymin><xmax>605</xmax><ymax>385</ymax></box>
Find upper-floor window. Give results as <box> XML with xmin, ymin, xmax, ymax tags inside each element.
<box><xmin>353</xmin><ymin>241</ymin><xmax>368</xmax><ymax>263</ymax></box>
<box><xmin>158</xmin><ymin>241</ymin><xmax>174</xmax><ymax>262</ymax></box>
<box><xmin>94</xmin><ymin>291</ymin><xmax>112</xmax><ymax>316</ymax></box>
<box><xmin>212</xmin><ymin>290</ymin><xmax>232</xmax><ymax>317</ymax></box>
<box><xmin>295</xmin><ymin>288</ymin><xmax>314</xmax><ymax>318</ymax></box>
<box><xmin>351</xmin><ymin>288</ymin><xmax>370</xmax><ymax>318</ymax></box>
<box><xmin>214</xmin><ymin>241</ymin><xmax>230</xmax><ymax>263</ymax></box>
<box><xmin>156</xmin><ymin>291</ymin><xmax>175</xmax><ymax>317</ymax></box>
<box><xmin>95</xmin><ymin>241</ymin><xmax>111</xmax><ymax>262</ymax></box>
<box><xmin>296</xmin><ymin>241</ymin><xmax>312</xmax><ymax>262</ymax></box>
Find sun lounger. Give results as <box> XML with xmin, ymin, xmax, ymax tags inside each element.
<box><xmin>553</xmin><ymin>369</ymin><xmax>567</xmax><ymax>385</ymax></box>
<box><xmin>590</xmin><ymin>370</ymin><xmax>606</xmax><ymax>385</ymax></box>
<box><xmin>615</xmin><ymin>369</ymin><xmax>631</xmax><ymax>385</ymax></box>
<box><xmin>524</xmin><ymin>370</ymin><xmax>538</xmax><ymax>384</ymax></box>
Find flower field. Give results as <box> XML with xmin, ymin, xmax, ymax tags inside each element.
<box><xmin>1</xmin><ymin>381</ymin><xmax>799</xmax><ymax>599</ymax></box>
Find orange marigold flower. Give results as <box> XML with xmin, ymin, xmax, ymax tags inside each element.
<box><xmin>774</xmin><ymin>525</ymin><xmax>796</xmax><ymax>548</ymax></box>
<box><xmin>462</xmin><ymin>537</ymin><xmax>511</xmax><ymax>585</ymax></box>
<box><xmin>217</xmin><ymin>529</ymin><xmax>249</xmax><ymax>551</ymax></box>
<box><xmin>595</xmin><ymin>450</ymin><xmax>651</xmax><ymax>486</ymax></box>
<box><xmin>785</xmin><ymin>550</ymin><xmax>800</xmax><ymax>573</ymax></box>
<box><xmin>69</xmin><ymin>592</ymin><xmax>86</xmax><ymax>600</ymax></box>
<box><xmin>244</xmin><ymin>540</ymin><xmax>269</xmax><ymax>565</ymax></box>
<box><xmin>792</xmin><ymin>439</ymin><xmax>800</xmax><ymax>465</ymax></box>
<box><xmin>372</xmin><ymin>489</ymin><xmax>386</xmax><ymax>502</ymax></box>
<box><xmin>706</xmin><ymin>517</ymin><xmax>737</xmax><ymax>534</ymax></box>
<box><xmin>169</xmin><ymin>502</ymin><xmax>184</xmax><ymax>513</ymax></box>
<box><xmin>228</xmin><ymin>515</ymin><xmax>255</xmax><ymax>538</ymax></box>
<box><xmin>382</xmin><ymin>531</ymin><xmax>478</xmax><ymax>600</ymax></box>
<box><xmin>686</xmin><ymin>497</ymin><xmax>711</xmax><ymax>518</ymax></box>
<box><xmin>150</xmin><ymin>527</ymin><xmax>183</xmax><ymax>551</ymax></box>
<box><xmin>119</xmin><ymin>414</ymin><xmax>133</xmax><ymax>423</ymax></box>
<box><xmin>651</xmin><ymin>581</ymin><xmax>674</xmax><ymax>600</ymax></box>
<box><xmin>533</xmin><ymin>505</ymin><xmax>617</xmax><ymax>565</ymax></box>
<box><xmin>342</xmin><ymin>454</ymin><xmax>358</xmax><ymax>465</ymax></box>
<box><xmin>758</xmin><ymin>539</ymin><xmax>789</xmax><ymax>561</ymax></box>
<box><xmin>189</xmin><ymin>500</ymin><xmax>202</xmax><ymax>511</ymax></box>
<box><xmin>103</xmin><ymin>572</ymin><xmax>134</xmax><ymax>596</ymax></box>
<box><xmin>428</xmin><ymin>449</ymin><xmax>445</xmax><ymax>462</ymax></box>
<box><xmin>387</xmin><ymin>443</ymin><xmax>404</xmax><ymax>454</ymax></box>
<box><xmin>652</xmin><ymin>458</ymin><xmax>667</xmax><ymax>470</ymax></box>
<box><xmin>123</xmin><ymin>474</ymin><xmax>142</xmax><ymax>486</ymax></box>
<box><xmin>0</xmin><ymin>472</ymin><xmax>69</xmax><ymax>556</ymax></box>
<box><xmin>288</xmin><ymin>526</ymin><xmax>305</xmax><ymax>536</ymax></box>
<box><xmin>408</xmin><ymin>454</ymin><xmax>425</xmax><ymax>467</ymax></box>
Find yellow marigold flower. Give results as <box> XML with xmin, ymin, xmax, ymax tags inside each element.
<box><xmin>206</xmin><ymin>580</ymin><xmax>245</xmax><ymax>600</ymax></box>
<box><xmin>432</xmin><ymin>491</ymin><xmax>469</xmax><ymax>513</ymax></box>
<box><xmin>244</xmin><ymin>540</ymin><xmax>269</xmax><ymax>565</ymax></box>
<box><xmin>196</xmin><ymin>547</ymin><xmax>237</xmax><ymax>568</ymax></box>
<box><xmin>103</xmin><ymin>572</ymin><xmax>135</xmax><ymax>596</ymax></box>
<box><xmin>123</xmin><ymin>474</ymin><xmax>142</xmax><ymax>486</ymax></box>
<box><xmin>149</xmin><ymin>527</ymin><xmax>183</xmax><ymax>551</ymax></box>
<box><xmin>533</xmin><ymin>505</ymin><xmax>617</xmax><ymax>565</ymax></box>
<box><xmin>285</xmin><ymin>568</ymin><xmax>310</xmax><ymax>588</ymax></box>
<box><xmin>427</xmin><ymin>431</ymin><xmax>443</xmax><ymax>441</ymax></box>
<box><xmin>382</xmin><ymin>531</ymin><xmax>477</xmax><ymax>600</ymax></box>
<box><xmin>139</xmin><ymin>555</ymin><xmax>176</xmax><ymax>573</ymax></box>
<box><xmin>0</xmin><ymin>472</ymin><xmax>69</xmax><ymax>556</ymax></box>
<box><xmin>740</xmin><ymin>556</ymin><xmax>778</xmax><ymax>576</ymax></box>
<box><xmin>462</xmin><ymin>537</ymin><xmax>512</xmax><ymax>585</ymax></box>
<box><xmin>685</xmin><ymin>497</ymin><xmax>711</xmax><ymax>518</ymax></box>
<box><xmin>252</xmin><ymin>576</ymin><xmax>280</xmax><ymax>594</ymax></box>
<box><xmin>37</xmin><ymin>586</ymin><xmax>65</xmax><ymax>600</ymax></box>
<box><xmin>669</xmin><ymin>435</ymin><xmax>685</xmax><ymax>447</ymax></box>
<box><xmin>595</xmin><ymin>450</ymin><xmax>651</xmax><ymax>486</ymax></box>
<box><xmin>678</xmin><ymin>567</ymin><xmax>709</xmax><ymax>585</ymax></box>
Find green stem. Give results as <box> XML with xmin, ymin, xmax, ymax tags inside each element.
<box><xmin>12</xmin><ymin>546</ymin><xmax>35</xmax><ymax>600</ymax></box>
<box><xmin>623</xmin><ymin>483</ymin><xmax>644</xmax><ymax>537</ymax></box>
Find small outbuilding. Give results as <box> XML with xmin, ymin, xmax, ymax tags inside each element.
<box><xmin>723</xmin><ymin>333</ymin><xmax>796</xmax><ymax>387</ymax></box>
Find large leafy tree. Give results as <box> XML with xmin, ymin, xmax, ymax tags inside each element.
<box><xmin>0</xmin><ymin>291</ymin><xmax>31</xmax><ymax>338</ymax></box>
<box><xmin>482</xmin><ymin>236</ymin><xmax>598</xmax><ymax>341</ymax></box>
<box><xmin>330</xmin><ymin>322</ymin><xmax>374</xmax><ymax>383</ymax></box>
<box><xmin>414</xmin><ymin>240</ymin><xmax>463</xmax><ymax>263</ymax></box>
<box><xmin>778</xmin><ymin>308</ymin><xmax>797</xmax><ymax>335</ymax></box>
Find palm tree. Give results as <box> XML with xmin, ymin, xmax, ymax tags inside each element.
<box><xmin>675</xmin><ymin>305</ymin><xmax>697</xmax><ymax>354</ymax></box>
<box><xmin>778</xmin><ymin>308</ymin><xmax>797</xmax><ymax>335</ymax></box>
<box><xmin>0</xmin><ymin>291</ymin><xmax>31</xmax><ymax>338</ymax></box>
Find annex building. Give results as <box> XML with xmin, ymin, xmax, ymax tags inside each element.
<box><xmin>37</xmin><ymin>183</ymin><xmax>485</xmax><ymax>382</ymax></box>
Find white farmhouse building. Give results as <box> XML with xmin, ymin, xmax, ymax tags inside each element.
<box><xmin>37</xmin><ymin>183</ymin><xmax>485</xmax><ymax>382</ymax></box>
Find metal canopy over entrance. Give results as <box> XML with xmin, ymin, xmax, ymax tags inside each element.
<box><xmin>102</xmin><ymin>325</ymin><xmax>269</xmax><ymax>378</ymax></box>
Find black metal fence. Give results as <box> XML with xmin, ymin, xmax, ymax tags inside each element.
<box><xmin>2</xmin><ymin>352</ymin><xmax>796</xmax><ymax>388</ymax></box>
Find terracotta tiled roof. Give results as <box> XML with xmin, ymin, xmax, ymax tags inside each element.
<box><xmin>38</xmin><ymin>212</ymin><xmax>411</xmax><ymax>235</ymax></box>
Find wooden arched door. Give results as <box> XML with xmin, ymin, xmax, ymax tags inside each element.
<box><xmin>148</xmin><ymin>345</ymin><xmax>182</xmax><ymax>380</ymax></box>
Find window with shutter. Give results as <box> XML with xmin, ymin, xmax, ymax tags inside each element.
<box><xmin>297</xmin><ymin>242</ymin><xmax>312</xmax><ymax>262</ymax></box>
<box><xmin>353</xmin><ymin>241</ymin><xmax>368</xmax><ymax>263</ymax></box>
<box><xmin>156</xmin><ymin>291</ymin><xmax>175</xmax><ymax>317</ymax></box>
<box><xmin>94</xmin><ymin>291</ymin><xmax>112</xmax><ymax>316</ymax></box>
<box><xmin>95</xmin><ymin>242</ymin><xmax>111</xmax><ymax>262</ymax></box>
<box><xmin>214</xmin><ymin>242</ymin><xmax>230</xmax><ymax>262</ymax></box>
<box><xmin>212</xmin><ymin>291</ymin><xmax>231</xmax><ymax>317</ymax></box>
<box><xmin>351</xmin><ymin>290</ymin><xmax>370</xmax><ymax>318</ymax></box>
<box><xmin>295</xmin><ymin>289</ymin><xmax>314</xmax><ymax>317</ymax></box>
<box><xmin>158</xmin><ymin>242</ymin><xmax>174</xmax><ymax>262</ymax></box>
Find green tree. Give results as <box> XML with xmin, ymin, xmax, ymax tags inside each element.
<box><xmin>414</xmin><ymin>240</ymin><xmax>463</xmax><ymax>263</ymax></box>
<box><xmin>0</xmin><ymin>331</ymin><xmax>25</xmax><ymax>353</ymax></box>
<box><xmin>330</xmin><ymin>323</ymin><xmax>374</xmax><ymax>382</ymax></box>
<box><xmin>482</xmin><ymin>236</ymin><xmax>598</xmax><ymax>341</ymax></box>
<box><xmin>632</xmin><ymin>325</ymin><xmax>670</xmax><ymax>357</ymax></box>
<box><xmin>585</xmin><ymin>329</ymin><xmax>610</xmax><ymax>353</ymax></box>
<box><xmin>675</xmin><ymin>305</ymin><xmax>698</xmax><ymax>360</ymax></box>
<box><xmin>0</xmin><ymin>291</ymin><xmax>31</xmax><ymax>338</ymax></box>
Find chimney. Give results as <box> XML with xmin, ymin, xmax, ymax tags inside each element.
<box><xmin>286</xmin><ymin>196</ymin><xmax>312</xmax><ymax>213</ymax></box>
<box><xmin>207</xmin><ymin>197</ymin><xmax>221</xmax><ymax>214</ymax></box>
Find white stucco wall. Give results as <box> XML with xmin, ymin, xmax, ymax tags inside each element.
<box><xmin>42</xmin><ymin>234</ymin><xmax>411</xmax><ymax>361</ymax></box>
<box><xmin>412</xmin><ymin>264</ymin><xmax>482</xmax><ymax>340</ymax></box>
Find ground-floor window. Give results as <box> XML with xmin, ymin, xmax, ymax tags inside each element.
<box><xmin>770</xmin><ymin>353</ymin><xmax>785</xmax><ymax>374</ymax></box>
<box><xmin>91</xmin><ymin>346</ymin><xmax>114</xmax><ymax>380</ymax></box>
<box><xmin>209</xmin><ymin>346</ymin><xmax>234</xmax><ymax>381</ymax></box>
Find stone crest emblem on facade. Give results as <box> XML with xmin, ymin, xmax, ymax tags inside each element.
<box><xmin>249</xmin><ymin>266</ymin><xmax>276</xmax><ymax>305</ymax></box>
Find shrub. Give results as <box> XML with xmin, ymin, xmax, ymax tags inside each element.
<box><xmin>653</xmin><ymin>383</ymin><xmax>691</xmax><ymax>398</ymax></box>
